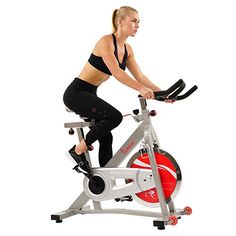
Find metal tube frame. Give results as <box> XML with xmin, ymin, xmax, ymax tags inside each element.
<box><xmin>51</xmin><ymin>98</ymin><xmax>189</xmax><ymax>228</ymax></box>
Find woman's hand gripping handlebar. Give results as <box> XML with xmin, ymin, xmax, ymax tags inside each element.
<box><xmin>154</xmin><ymin>79</ymin><xmax>198</xmax><ymax>101</ymax></box>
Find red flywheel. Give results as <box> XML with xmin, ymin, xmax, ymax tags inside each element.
<box><xmin>127</xmin><ymin>149</ymin><xmax>182</xmax><ymax>207</ymax></box>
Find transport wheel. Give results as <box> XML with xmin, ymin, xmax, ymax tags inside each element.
<box><xmin>184</xmin><ymin>206</ymin><xmax>192</xmax><ymax>215</ymax></box>
<box><xmin>169</xmin><ymin>215</ymin><xmax>178</xmax><ymax>226</ymax></box>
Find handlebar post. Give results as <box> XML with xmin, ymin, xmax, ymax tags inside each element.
<box><xmin>139</xmin><ymin>96</ymin><xmax>147</xmax><ymax>111</ymax></box>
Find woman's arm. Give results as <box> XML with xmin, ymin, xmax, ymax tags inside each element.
<box><xmin>98</xmin><ymin>36</ymin><xmax>154</xmax><ymax>99</ymax></box>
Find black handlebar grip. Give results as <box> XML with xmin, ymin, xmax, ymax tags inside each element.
<box><xmin>175</xmin><ymin>85</ymin><xmax>198</xmax><ymax>100</ymax></box>
<box><xmin>154</xmin><ymin>96</ymin><xmax>166</xmax><ymax>101</ymax></box>
<box><xmin>155</xmin><ymin>79</ymin><xmax>184</xmax><ymax>97</ymax></box>
<box><xmin>168</xmin><ymin>81</ymin><xmax>186</xmax><ymax>99</ymax></box>
<box><xmin>141</xmin><ymin>79</ymin><xmax>197</xmax><ymax>101</ymax></box>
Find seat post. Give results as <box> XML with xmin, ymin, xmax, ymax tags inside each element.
<box><xmin>65</xmin><ymin>107</ymin><xmax>94</xmax><ymax>166</ymax></box>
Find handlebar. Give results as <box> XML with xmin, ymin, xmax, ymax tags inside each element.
<box><xmin>153</xmin><ymin>79</ymin><xmax>198</xmax><ymax>101</ymax></box>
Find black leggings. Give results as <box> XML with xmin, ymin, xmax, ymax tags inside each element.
<box><xmin>63</xmin><ymin>78</ymin><xmax>123</xmax><ymax>167</ymax></box>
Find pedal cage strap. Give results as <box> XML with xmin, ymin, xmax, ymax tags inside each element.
<box><xmin>73</xmin><ymin>161</ymin><xmax>84</xmax><ymax>173</ymax></box>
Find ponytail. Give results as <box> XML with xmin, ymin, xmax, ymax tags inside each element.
<box><xmin>112</xmin><ymin>9</ymin><xmax>118</xmax><ymax>33</ymax></box>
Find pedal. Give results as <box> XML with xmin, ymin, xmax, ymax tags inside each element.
<box><xmin>115</xmin><ymin>195</ymin><xmax>133</xmax><ymax>202</ymax></box>
<box><xmin>73</xmin><ymin>165</ymin><xmax>93</xmax><ymax>179</ymax></box>
<box><xmin>73</xmin><ymin>165</ymin><xmax>82</xmax><ymax>173</ymax></box>
<box><xmin>72</xmin><ymin>162</ymin><xmax>87</xmax><ymax>174</ymax></box>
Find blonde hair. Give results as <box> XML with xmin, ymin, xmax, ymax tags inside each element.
<box><xmin>112</xmin><ymin>6</ymin><xmax>138</xmax><ymax>33</ymax></box>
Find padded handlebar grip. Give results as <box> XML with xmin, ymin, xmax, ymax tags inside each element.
<box><xmin>175</xmin><ymin>85</ymin><xmax>198</xmax><ymax>100</ymax></box>
<box><xmin>140</xmin><ymin>80</ymin><xmax>197</xmax><ymax>101</ymax></box>
<box><xmin>154</xmin><ymin>79</ymin><xmax>184</xmax><ymax>97</ymax></box>
<box><xmin>168</xmin><ymin>82</ymin><xmax>186</xmax><ymax>99</ymax></box>
<box><xmin>154</xmin><ymin>79</ymin><xmax>185</xmax><ymax>101</ymax></box>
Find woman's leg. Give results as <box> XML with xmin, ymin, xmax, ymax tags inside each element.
<box><xmin>64</xmin><ymin>90</ymin><xmax>122</xmax><ymax>158</ymax></box>
<box><xmin>98</xmin><ymin>132</ymin><xmax>113</xmax><ymax>167</ymax></box>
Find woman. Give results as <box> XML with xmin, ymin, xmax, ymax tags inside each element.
<box><xmin>63</xmin><ymin>6</ymin><xmax>169</xmax><ymax>177</ymax></box>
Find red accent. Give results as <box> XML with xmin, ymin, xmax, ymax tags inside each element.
<box><xmin>169</xmin><ymin>215</ymin><xmax>178</xmax><ymax>225</ymax></box>
<box><xmin>149</xmin><ymin>110</ymin><xmax>157</xmax><ymax>116</ymax></box>
<box><xmin>130</xmin><ymin>151</ymin><xmax>177</xmax><ymax>204</ymax></box>
<box><xmin>88</xmin><ymin>145</ymin><xmax>94</xmax><ymax>151</ymax></box>
<box><xmin>184</xmin><ymin>206</ymin><xmax>192</xmax><ymax>215</ymax></box>
<box><xmin>68</xmin><ymin>128</ymin><xmax>74</xmax><ymax>135</ymax></box>
<box><xmin>120</xmin><ymin>141</ymin><xmax>135</xmax><ymax>154</ymax></box>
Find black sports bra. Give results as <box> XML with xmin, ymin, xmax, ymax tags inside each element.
<box><xmin>88</xmin><ymin>34</ymin><xmax>128</xmax><ymax>75</ymax></box>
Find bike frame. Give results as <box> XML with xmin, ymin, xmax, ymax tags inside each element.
<box><xmin>51</xmin><ymin>97</ymin><xmax>185</xmax><ymax>226</ymax></box>
<box><xmin>52</xmin><ymin>79</ymin><xmax>196</xmax><ymax>228</ymax></box>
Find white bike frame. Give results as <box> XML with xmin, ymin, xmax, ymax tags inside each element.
<box><xmin>51</xmin><ymin>97</ymin><xmax>189</xmax><ymax>229</ymax></box>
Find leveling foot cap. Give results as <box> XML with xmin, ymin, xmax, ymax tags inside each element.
<box><xmin>153</xmin><ymin>221</ymin><xmax>165</xmax><ymax>230</ymax></box>
<box><xmin>51</xmin><ymin>215</ymin><xmax>63</xmax><ymax>223</ymax></box>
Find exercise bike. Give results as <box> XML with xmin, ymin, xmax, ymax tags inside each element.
<box><xmin>51</xmin><ymin>79</ymin><xmax>198</xmax><ymax>230</ymax></box>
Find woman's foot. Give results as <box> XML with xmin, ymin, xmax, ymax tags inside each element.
<box><xmin>68</xmin><ymin>145</ymin><xmax>93</xmax><ymax>177</ymax></box>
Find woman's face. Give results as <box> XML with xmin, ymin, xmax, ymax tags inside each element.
<box><xmin>120</xmin><ymin>11</ymin><xmax>140</xmax><ymax>37</ymax></box>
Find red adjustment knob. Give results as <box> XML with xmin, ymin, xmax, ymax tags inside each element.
<box><xmin>68</xmin><ymin>128</ymin><xmax>74</xmax><ymax>135</ymax></box>
<box><xmin>169</xmin><ymin>215</ymin><xmax>178</xmax><ymax>226</ymax></box>
<box><xmin>88</xmin><ymin>145</ymin><xmax>94</xmax><ymax>151</ymax></box>
<box><xmin>149</xmin><ymin>110</ymin><xmax>157</xmax><ymax>116</ymax></box>
<box><xmin>184</xmin><ymin>206</ymin><xmax>192</xmax><ymax>215</ymax></box>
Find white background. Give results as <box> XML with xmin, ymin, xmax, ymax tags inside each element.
<box><xmin>0</xmin><ymin>0</ymin><xmax>235</xmax><ymax>235</ymax></box>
